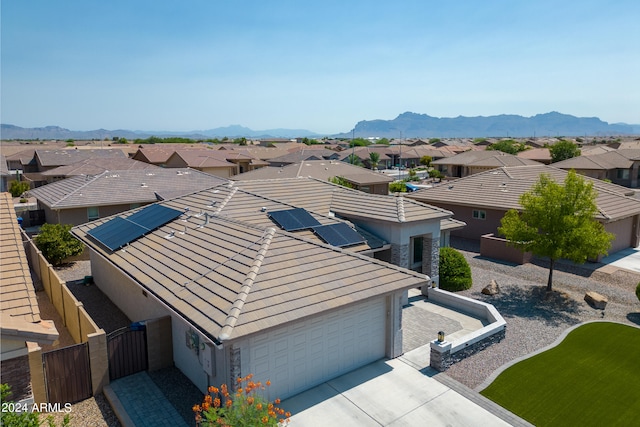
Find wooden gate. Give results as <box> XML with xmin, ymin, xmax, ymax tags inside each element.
<box><xmin>43</xmin><ymin>343</ymin><xmax>92</xmax><ymax>404</ymax></box>
<box><xmin>107</xmin><ymin>325</ymin><xmax>148</xmax><ymax>380</ymax></box>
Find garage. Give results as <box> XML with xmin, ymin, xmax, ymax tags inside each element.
<box><xmin>240</xmin><ymin>297</ymin><xmax>387</xmax><ymax>399</ymax></box>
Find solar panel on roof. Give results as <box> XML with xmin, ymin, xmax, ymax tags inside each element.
<box><xmin>87</xmin><ymin>217</ymin><xmax>148</xmax><ymax>251</ymax></box>
<box><xmin>126</xmin><ymin>204</ymin><xmax>183</xmax><ymax>231</ymax></box>
<box><xmin>312</xmin><ymin>223</ymin><xmax>366</xmax><ymax>248</ymax></box>
<box><xmin>268</xmin><ymin>208</ymin><xmax>321</xmax><ymax>231</ymax></box>
<box><xmin>87</xmin><ymin>204</ymin><xmax>183</xmax><ymax>251</ymax></box>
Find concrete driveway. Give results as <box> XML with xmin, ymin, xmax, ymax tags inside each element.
<box><xmin>281</xmin><ymin>358</ymin><xmax>528</xmax><ymax>426</ymax></box>
<box><xmin>600</xmin><ymin>245</ymin><xmax>640</xmax><ymax>273</ymax></box>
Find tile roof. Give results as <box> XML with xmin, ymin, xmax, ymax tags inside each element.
<box><xmin>40</xmin><ymin>158</ymin><xmax>160</xmax><ymax>177</ymax></box>
<box><xmin>552</xmin><ymin>150</ymin><xmax>640</xmax><ymax>170</ymax></box>
<box><xmin>234</xmin><ymin>177</ymin><xmax>452</xmax><ymax>223</ymax></box>
<box><xmin>35</xmin><ymin>148</ymin><xmax>127</xmax><ymax>167</ymax></box>
<box><xmin>28</xmin><ymin>168</ymin><xmax>228</xmax><ymax>209</ymax></box>
<box><xmin>407</xmin><ymin>165</ymin><xmax>640</xmax><ymax>221</ymax></box>
<box><xmin>1</xmin><ymin>155</ymin><xmax>9</xmax><ymax>176</ymax></box>
<box><xmin>267</xmin><ymin>149</ymin><xmax>338</xmax><ymax>164</ymax></box>
<box><xmin>232</xmin><ymin>160</ymin><xmax>393</xmax><ymax>184</ymax></box>
<box><xmin>432</xmin><ymin>150</ymin><xmax>542</xmax><ymax>167</ymax></box>
<box><xmin>73</xmin><ymin>207</ymin><xmax>428</xmax><ymax>343</ymax></box>
<box><xmin>0</xmin><ymin>193</ymin><xmax>40</xmax><ymax>323</ymax></box>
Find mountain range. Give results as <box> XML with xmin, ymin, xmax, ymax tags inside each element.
<box><xmin>1</xmin><ymin>112</ymin><xmax>638</xmax><ymax>141</ymax></box>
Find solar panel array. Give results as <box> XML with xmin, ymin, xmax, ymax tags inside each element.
<box><xmin>268</xmin><ymin>207</ymin><xmax>366</xmax><ymax>248</ymax></box>
<box><xmin>268</xmin><ymin>208</ymin><xmax>321</xmax><ymax>231</ymax></box>
<box><xmin>87</xmin><ymin>204</ymin><xmax>183</xmax><ymax>251</ymax></box>
<box><xmin>313</xmin><ymin>223</ymin><xmax>366</xmax><ymax>248</ymax></box>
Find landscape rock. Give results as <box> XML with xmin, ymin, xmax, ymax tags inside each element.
<box><xmin>481</xmin><ymin>279</ymin><xmax>500</xmax><ymax>295</ymax></box>
<box><xmin>584</xmin><ymin>291</ymin><xmax>608</xmax><ymax>309</ymax></box>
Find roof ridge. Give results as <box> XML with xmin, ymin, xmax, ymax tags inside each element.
<box><xmin>50</xmin><ymin>173</ymin><xmax>102</xmax><ymax>207</ymax></box>
<box><xmin>218</xmin><ymin>227</ymin><xmax>276</xmax><ymax>341</ymax></box>
<box><xmin>213</xmin><ymin>186</ymin><xmax>238</xmax><ymax>214</ymax></box>
<box><xmin>396</xmin><ymin>196</ymin><xmax>406</xmax><ymax>222</ymax></box>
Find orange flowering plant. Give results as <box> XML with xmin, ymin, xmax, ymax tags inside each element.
<box><xmin>193</xmin><ymin>374</ymin><xmax>291</xmax><ymax>426</ymax></box>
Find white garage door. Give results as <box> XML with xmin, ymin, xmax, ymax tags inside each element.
<box><xmin>241</xmin><ymin>297</ymin><xmax>387</xmax><ymax>400</ymax></box>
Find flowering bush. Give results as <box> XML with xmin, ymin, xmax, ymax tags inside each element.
<box><xmin>193</xmin><ymin>375</ymin><xmax>291</xmax><ymax>426</ymax></box>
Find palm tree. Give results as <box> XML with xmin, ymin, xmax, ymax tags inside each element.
<box><xmin>369</xmin><ymin>152</ymin><xmax>380</xmax><ymax>170</ymax></box>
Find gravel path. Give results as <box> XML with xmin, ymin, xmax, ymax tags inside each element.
<box><xmin>444</xmin><ymin>238</ymin><xmax>640</xmax><ymax>391</ymax></box>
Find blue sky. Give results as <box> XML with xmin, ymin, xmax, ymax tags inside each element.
<box><xmin>2</xmin><ymin>0</ymin><xmax>639</xmax><ymax>134</ymax></box>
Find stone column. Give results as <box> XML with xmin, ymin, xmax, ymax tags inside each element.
<box><xmin>390</xmin><ymin>243</ymin><xmax>410</xmax><ymax>270</ymax></box>
<box><xmin>387</xmin><ymin>293</ymin><xmax>404</xmax><ymax>358</ymax></box>
<box><xmin>429</xmin><ymin>339</ymin><xmax>451</xmax><ymax>372</ymax></box>
<box><xmin>421</xmin><ymin>236</ymin><xmax>439</xmax><ymax>296</ymax></box>
<box><xmin>229</xmin><ymin>345</ymin><xmax>241</xmax><ymax>392</ymax></box>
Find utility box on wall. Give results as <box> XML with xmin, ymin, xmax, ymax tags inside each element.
<box><xmin>202</xmin><ymin>344</ymin><xmax>215</xmax><ymax>377</ymax></box>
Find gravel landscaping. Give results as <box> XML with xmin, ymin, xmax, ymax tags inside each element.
<box><xmin>444</xmin><ymin>237</ymin><xmax>640</xmax><ymax>391</ymax></box>
<box><xmin>43</xmin><ymin>240</ymin><xmax>640</xmax><ymax>425</ymax></box>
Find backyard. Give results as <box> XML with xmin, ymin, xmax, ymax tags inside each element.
<box><xmin>480</xmin><ymin>322</ymin><xmax>640</xmax><ymax>426</ymax></box>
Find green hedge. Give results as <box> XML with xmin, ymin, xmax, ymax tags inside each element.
<box><xmin>439</xmin><ymin>247</ymin><xmax>472</xmax><ymax>291</ymax></box>
<box><xmin>636</xmin><ymin>282</ymin><xmax>640</xmax><ymax>302</ymax></box>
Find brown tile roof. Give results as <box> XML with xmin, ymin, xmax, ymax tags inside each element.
<box><xmin>35</xmin><ymin>148</ymin><xmax>127</xmax><ymax>167</ymax></box>
<box><xmin>73</xmin><ymin>206</ymin><xmax>428</xmax><ymax>343</ymax></box>
<box><xmin>28</xmin><ymin>168</ymin><xmax>228</xmax><ymax>209</ymax></box>
<box><xmin>41</xmin><ymin>158</ymin><xmax>160</xmax><ymax>177</ymax></box>
<box><xmin>432</xmin><ymin>150</ymin><xmax>542</xmax><ymax>167</ymax></box>
<box><xmin>0</xmin><ymin>193</ymin><xmax>40</xmax><ymax>323</ymax></box>
<box><xmin>407</xmin><ymin>165</ymin><xmax>640</xmax><ymax>221</ymax></box>
<box><xmin>0</xmin><ymin>155</ymin><xmax>9</xmax><ymax>176</ymax></box>
<box><xmin>234</xmin><ymin>177</ymin><xmax>452</xmax><ymax>223</ymax></box>
<box><xmin>232</xmin><ymin>160</ymin><xmax>393</xmax><ymax>184</ymax></box>
<box><xmin>553</xmin><ymin>150</ymin><xmax>640</xmax><ymax>170</ymax></box>
<box><xmin>517</xmin><ymin>148</ymin><xmax>551</xmax><ymax>162</ymax></box>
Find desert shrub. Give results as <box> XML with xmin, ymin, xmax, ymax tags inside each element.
<box><xmin>9</xmin><ymin>181</ymin><xmax>30</xmax><ymax>197</ymax></box>
<box><xmin>389</xmin><ymin>181</ymin><xmax>406</xmax><ymax>193</ymax></box>
<box><xmin>439</xmin><ymin>247</ymin><xmax>472</xmax><ymax>291</ymax></box>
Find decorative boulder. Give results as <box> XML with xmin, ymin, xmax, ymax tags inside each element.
<box><xmin>482</xmin><ymin>279</ymin><xmax>500</xmax><ymax>295</ymax></box>
<box><xmin>584</xmin><ymin>291</ymin><xmax>608</xmax><ymax>309</ymax></box>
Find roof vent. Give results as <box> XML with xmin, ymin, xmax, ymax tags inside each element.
<box><xmin>165</xmin><ymin>230</ymin><xmax>175</xmax><ymax>239</ymax></box>
<box><xmin>448</xmin><ymin>185</ymin><xmax>454</xmax><ymax>190</ymax></box>
<box><xmin>198</xmin><ymin>213</ymin><xmax>210</xmax><ymax>228</ymax></box>
<box><xmin>177</xmin><ymin>171</ymin><xmax>183</xmax><ymax>175</ymax></box>
<box><xmin>207</xmin><ymin>200</ymin><xmax>217</xmax><ymax>208</ymax></box>
<box><xmin>141</xmin><ymin>183</ymin><xmax>148</xmax><ymax>188</ymax></box>
<box><xmin>261</xmin><ymin>207</ymin><xmax>267</xmax><ymax>212</ymax></box>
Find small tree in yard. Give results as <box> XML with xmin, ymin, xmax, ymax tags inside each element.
<box><xmin>369</xmin><ymin>151</ymin><xmax>380</xmax><ymax>170</ymax></box>
<box><xmin>499</xmin><ymin>170</ymin><xmax>613</xmax><ymax>293</ymax></box>
<box><xmin>9</xmin><ymin>181</ymin><xmax>30</xmax><ymax>198</ymax></box>
<box><xmin>35</xmin><ymin>224</ymin><xmax>84</xmax><ymax>267</ymax></box>
<box><xmin>439</xmin><ymin>247</ymin><xmax>472</xmax><ymax>291</ymax></box>
<box><xmin>549</xmin><ymin>139</ymin><xmax>580</xmax><ymax>163</ymax></box>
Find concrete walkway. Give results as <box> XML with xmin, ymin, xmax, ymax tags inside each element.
<box><xmin>104</xmin><ymin>371</ymin><xmax>188</xmax><ymax>427</ymax></box>
<box><xmin>103</xmin><ymin>290</ymin><xmax>526</xmax><ymax>426</ymax></box>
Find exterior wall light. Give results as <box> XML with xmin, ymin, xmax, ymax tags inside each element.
<box><xmin>437</xmin><ymin>331</ymin><xmax>445</xmax><ymax>343</ymax></box>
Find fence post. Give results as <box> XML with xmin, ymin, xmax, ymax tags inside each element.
<box><xmin>87</xmin><ymin>331</ymin><xmax>109</xmax><ymax>395</ymax></box>
<box><xmin>27</xmin><ymin>342</ymin><xmax>47</xmax><ymax>404</ymax></box>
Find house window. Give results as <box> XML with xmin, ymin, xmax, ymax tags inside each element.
<box><xmin>87</xmin><ymin>206</ymin><xmax>99</xmax><ymax>220</ymax></box>
<box><xmin>616</xmin><ymin>169</ymin><xmax>630</xmax><ymax>180</ymax></box>
<box><xmin>472</xmin><ymin>209</ymin><xmax>486</xmax><ymax>220</ymax></box>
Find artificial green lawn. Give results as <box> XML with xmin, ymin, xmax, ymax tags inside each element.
<box><xmin>480</xmin><ymin>322</ymin><xmax>640</xmax><ymax>426</ymax></box>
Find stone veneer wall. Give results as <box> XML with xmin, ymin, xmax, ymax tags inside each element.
<box><xmin>421</xmin><ymin>236</ymin><xmax>439</xmax><ymax>284</ymax></box>
<box><xmin>1</xmin><ymin>355</ymin><xmax>31</xmax><ymax>401</ymax></box>
<box><xmin>390</xmin><ymin>243</ymin><xmax>410</xmax><ymax>270</ymax></box>
<box><xmin>430</xmin><ymin>328</ymin><xmax>507</xmax><ymax>372</ymax></box>
<box><xmin>229</xmin><ymin>345</ymin><xmax>241</xmax><ymax>391</ymax></box>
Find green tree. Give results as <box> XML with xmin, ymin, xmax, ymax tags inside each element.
<box><xmin>349</xmin><ymin>138</ymin><xmax>370</xmax><ymax>147</ymax></box>
<box><xmin>329</xmin><ymin>176</ymin><xmax>355</xmax><ymax>189</ymax></box>
<box><xmin>549</xmin><ymin>139</ymin><xmax>580</xmax><ymax>163</ymax></box>
<box><xmin>389</xmin><ymin>181</ymin><xmax>407</xmax><ymax>193</ymax></box>
<box><xmin>486</xmin><ymin>139</ymin><xmax>527</xmax><ymax>155</ymax></box>
<box><xmin>419</xmin><ymin>156</ymin><xmax>432</xmax><ymax>167</ymax></box>
<box><xmin>369</xmin><ymin>152</ymin><xmax>380</xmax><ymax>170</ymax></box>
<box><xmin>376</xmin><ymin>138</ymin><xmax>390</xmax><ymax>145</ymax></box>
<box><xmin>346</xmin><ymin>154</ymin><xmax>363</xmax><ymax>166</ymax></box>
<box><xmin>9</xmin><ymin>181</ymin><xmax>30</xmax><ymax>197</ymax></box>
<box><xmin>439</xmin><ymin>247</ymin><xmax>472</xmax><ymax>291</ymax></box>
<box><xmin>498</xmin><ymin>170</ymin><xmax>613</xmax><ymax>292</ymax></box>
<box><xmin>34</xmin><ymin>224</ymin><xmax>84</xmax><ymax>267</ymax></box>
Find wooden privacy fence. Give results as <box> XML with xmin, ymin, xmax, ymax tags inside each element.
<box><xmin>42</xmin><ymin>343</ymin><xmax>92</xmax><ymax>404</ymax></box>
<box><xmin>107</xmin><ymin>325</ymin><xmax>148</xmax><ymax>381</ymax></box>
